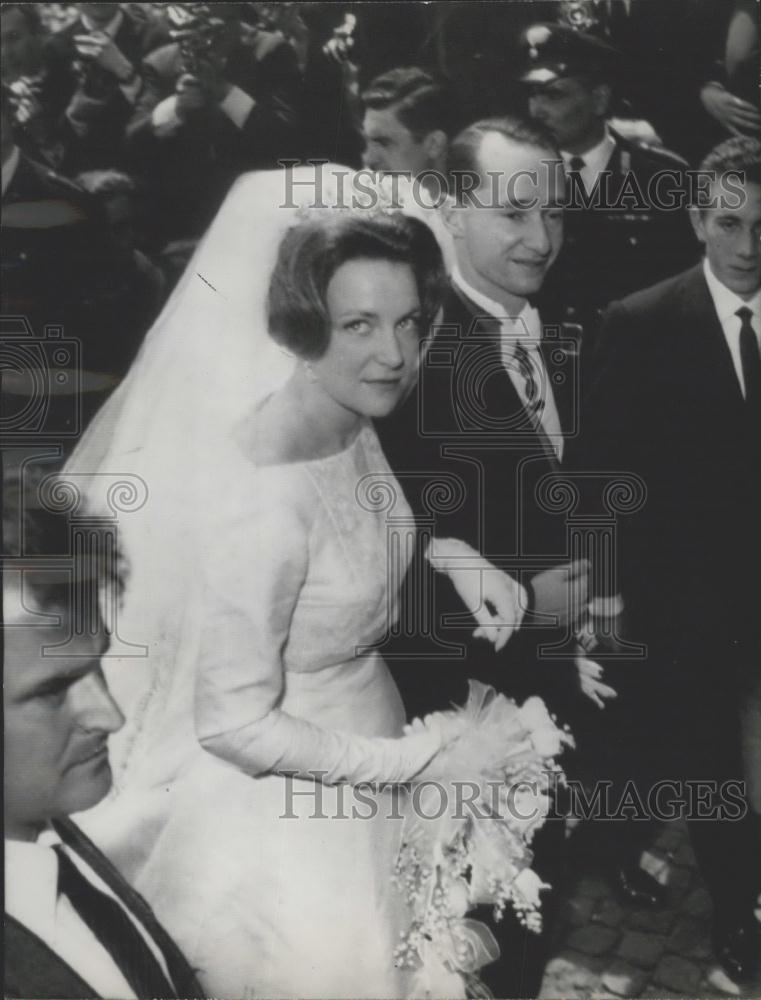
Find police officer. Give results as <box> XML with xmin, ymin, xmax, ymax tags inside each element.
<box><xmin>518</xmin><ymin>22</ymin><xmax>700</xmax><ymax>346</ymax></box>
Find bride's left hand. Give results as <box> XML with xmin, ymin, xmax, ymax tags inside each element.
<box><xmin>448</xmin><ymin>563</ymin><xmax>525</xmax><ymax>652</ymax></box>
<box><xmin>426</xmin><ymin>539</ymin><xmax>525</xmax><ymax>652</ymax></box>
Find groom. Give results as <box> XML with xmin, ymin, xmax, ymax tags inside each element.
<box><xmin>378</xmin><ymin>115</ymin><xmax>594</xmax><ymax>998</ymax></box>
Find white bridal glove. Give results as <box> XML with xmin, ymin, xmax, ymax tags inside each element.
<box><xmin>426</xmin><ymin>538</ymin><xmax>526</xmax><ymax>652</ymax></box>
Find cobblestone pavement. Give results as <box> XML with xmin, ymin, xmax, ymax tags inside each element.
<box><xmin>539</xmin><ymin>821</ymin><xmax>761</xmax><ymax>999</ymax></box>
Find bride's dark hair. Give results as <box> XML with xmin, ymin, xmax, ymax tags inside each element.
<box><xmin>266</xmin><ymin>211</ymin><xmax>447</xmax><ymax>359</ymax></box>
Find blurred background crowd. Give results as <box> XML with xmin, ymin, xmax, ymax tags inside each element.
<box><xmin>1</xmin><ymin>0</ymin><xmax>759</xmax><ymax>441</ymax></box>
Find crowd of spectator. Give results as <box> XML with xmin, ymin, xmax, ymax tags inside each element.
<box><xmin>2</xmin><ymin>2</ymin><xmax>758</xmax><ymax>405</ymax></box>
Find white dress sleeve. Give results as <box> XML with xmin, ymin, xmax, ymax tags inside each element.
<box><xmin>194</xmin><ymin>481</ymin><xmax>442</xmax><ymax>785</ymax></box>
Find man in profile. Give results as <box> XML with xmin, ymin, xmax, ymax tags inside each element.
<box><xmin>3</xmin><ymin>475</ymin><xmax>203</xmax><ymax>998</ymax></box>
<box><xmin>361</xmin><ymin>66</ymin><xmax>453</xmax><ymax>196</ymax></box>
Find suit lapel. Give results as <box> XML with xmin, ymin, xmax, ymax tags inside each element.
<box><xmin>540</xmin><ymin>332</ymin><xmax>577</xmax><ymax>437</ymax></box>
<box><xmin>444</xmin><ymin>285</ymin><xmax>564</xmax><ymax>468</ymax></box>
<box><xmin>676</xmin><ymin>265</ymin><xmax>747</xmax><ymax>419</ymax></box>
<box><xmin>445</xmin><ymin>284</ymin><xmax>542</xmax><ymax>431</ymax></box>
<box><xmin>4</xmin><ymin>916</ymin><xmax>100</xmax><ymax>999</ymax></box>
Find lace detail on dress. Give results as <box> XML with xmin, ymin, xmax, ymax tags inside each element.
<box><xmin>299</xmin><ymin>423</ymin><xmax>415</xmax><ymax>662</ymax></box>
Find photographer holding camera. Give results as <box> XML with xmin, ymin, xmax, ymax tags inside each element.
<box><xmin>41</xmin><ymin>3</ymin><xmax>169</xmax><ymax>174</ymax></box>
<box><xmin>125</xmin><ymin>3</ymin><xmax>302</xmax><ymax>245</ymax></box>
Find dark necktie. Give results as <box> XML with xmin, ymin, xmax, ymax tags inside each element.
<box><xmin>567</xmin><ymin>155</ymin><xmax>586</xmax><ymax>199</ymax></box>
<box><xmin>56</xmin><ymin>846</ymin><xmax>175</xmax><ymax>999</ymax></box>
<box><xmin>736</xmin><ymin>306</ymin><xmax>761</xmax><ymax>420</ymax></box>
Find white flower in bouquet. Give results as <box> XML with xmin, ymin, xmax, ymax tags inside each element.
<box><xmin>519</xmin><ymin>696</ymin><xmax>573</xmax><ymax>757</ymax></box>
<box><xmin>511</xmin><ymin>867</ymin><xmax>551</xmax><ymax>910</ymax></box>
<box><xmin>394</xmin><ymin>682</ymin><xmax>573</xmax><ymax>996</ymax></box>
<box><xmin>509</xmin><ymin>788</ymin><xmax>551</xmax><ymax>841</ymax></box>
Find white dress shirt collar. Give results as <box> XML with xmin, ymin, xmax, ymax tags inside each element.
<box><xmin>451</xmin><ymin>266</ymin><xmax>541</xmax><ymax>348</ymax></box>
<box><xmin>562</xmin><ymin>127</ymin><xmax>617</xmax><ymax>193</ymax></box>
<box><xmin>703</xmin><ymin>258</ymin><xmax>761</xmax><ymax>397</ymax></box>
<box><xmin>5</xmin><ymin>827</ymin><xmax>62</xmax><ymax>942</ymax></box>
<box><xmin>702</xmin><ymin>257</ymin><xmax>761</xmax><ymax>323</ymax></box>
<box><xmin>81</xmin><ymin>8</ymin><xmax>124</xmax><ymax>37</ymax></box>
<box><xmin>2</xmin><ymin>145</ymin><xmax>21</xmax><ymax>197</ymax></box>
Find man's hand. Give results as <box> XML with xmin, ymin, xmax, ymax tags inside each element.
<box><xmin>576</xmin><ymin>655</ymin><xmax>617</xmax><ymax>709</ymax></box>
<box><xmin>323</xmin><ymin>13</ymin><xmax>356</xmax><ymax>65</ymax></box>
<box><xmin>700</xmin><ymin>81</ymin><xmax>761</xmax><ymax>135</ymax></box>
<box><xmin>73</xmin><ymin>31</ymin><xmax>135</xmax><ymax>82</ymax></box>
<box><xmin>530</xmin><ymin>559</ymin><xmax>590</xmax><ymax>627</ymax></box>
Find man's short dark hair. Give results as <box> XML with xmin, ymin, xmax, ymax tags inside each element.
<box><xmin>267</xmin><ymin>211</ymin><xmax>447</xmax><ymax>360</ymax></box>
<box><xmin>699</xmin><ymin>136</ymin><xmax>761</xmax><ymax>187</ymax></box>
<box><xmin>448</xmin><ymin>116</ymin><xmax>561</xmax><ymax>202</ymax></box>
<box><xmin>3</xmin><ymin>466</ymin><xmax>124</xmax><ymax>611</ymax></box>
<box><xmin>362</xmin><ymin>67</ymin><xmax>453</xmax><ymax>139</ymax></box>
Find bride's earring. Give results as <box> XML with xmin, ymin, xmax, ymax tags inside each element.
<box><xmin>303</xmin><ymin>360</ymin><xmax>317</xmax><ymax>383</ymax></box>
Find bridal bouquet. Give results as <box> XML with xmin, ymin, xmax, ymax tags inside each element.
<box><xmin>393</xmin><ymin>681</ymin><xmax>573</xmax><ymax>999</ymax></box>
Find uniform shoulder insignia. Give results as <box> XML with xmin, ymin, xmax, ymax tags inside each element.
<box><xmin>633</xmin><ymin>141</ymin><xmax>689</xmax><ymax>169</ymax></box>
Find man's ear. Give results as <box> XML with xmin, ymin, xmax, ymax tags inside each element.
<box><xmin>422</xmin><ymin>129</ymin><xmax>448</xmax><ymax>166</ymax></box>
<box><xmin>440</xmin><ymin>194</ymin><xmax>464</xmax><ymax>238</ymax></box>
<box><xmin>689</xmin><ymin>205</ymin><xmax>707</xmax><ymax>244</ymax></box>
<box><xmin>591</xmin><ymin>82</ymin><xmax>612</xmax><ymax>117</ymax></box>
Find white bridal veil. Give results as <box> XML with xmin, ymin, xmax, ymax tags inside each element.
<box><xmin>64</xmin><ymin>164</ymin><xmax>451</xmax><ymax>790</ymax></box>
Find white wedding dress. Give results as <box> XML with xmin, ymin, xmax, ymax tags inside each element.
<box><xmin>87</xmin><ymin>423</ymin><xmax>437</xmax><ymax>999</ymax></box>
<box><xmin>70</xmin><ymin>168</ymin><xmax>455</xmax><ymax>999</ymax></box>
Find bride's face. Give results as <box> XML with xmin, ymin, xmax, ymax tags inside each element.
<box><xmin>312</xmin><ymin>257</ymin><xmax>424</xmax><ymax>418</ymax></box>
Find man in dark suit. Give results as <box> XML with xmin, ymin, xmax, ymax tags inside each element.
<box><xmin>519</xmin><ymin>23</ymin><xmax>699</xmax><ymax>347</ymax></box>
<box><xmin>41</xmin><ymin>2</ymin><xmax>169</xmax><ymax>173</ymax></box>
<box><xmin>125</xmin><ymin>3</ymin><xmax>302</xmax><ymax>243</ymax></box>
<box><xmin>3</xmin><ymin>474</ymin><xmax>204</xmax><ymax>999</ymax></box>
<box><xmin>577</xmin><ymin>135</ymin><xmax>761</xmax><ymax>982</ymax></box>
<box><xmin>378</xmin><ymin>115</ymin><xmax>598</xmax><ymax>998</ymax></box>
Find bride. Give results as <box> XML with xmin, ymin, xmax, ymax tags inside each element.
<box><xmin>67</xmin><ymin>166</ymin><xmax>532</xmax><ymax>999</ymax></box>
